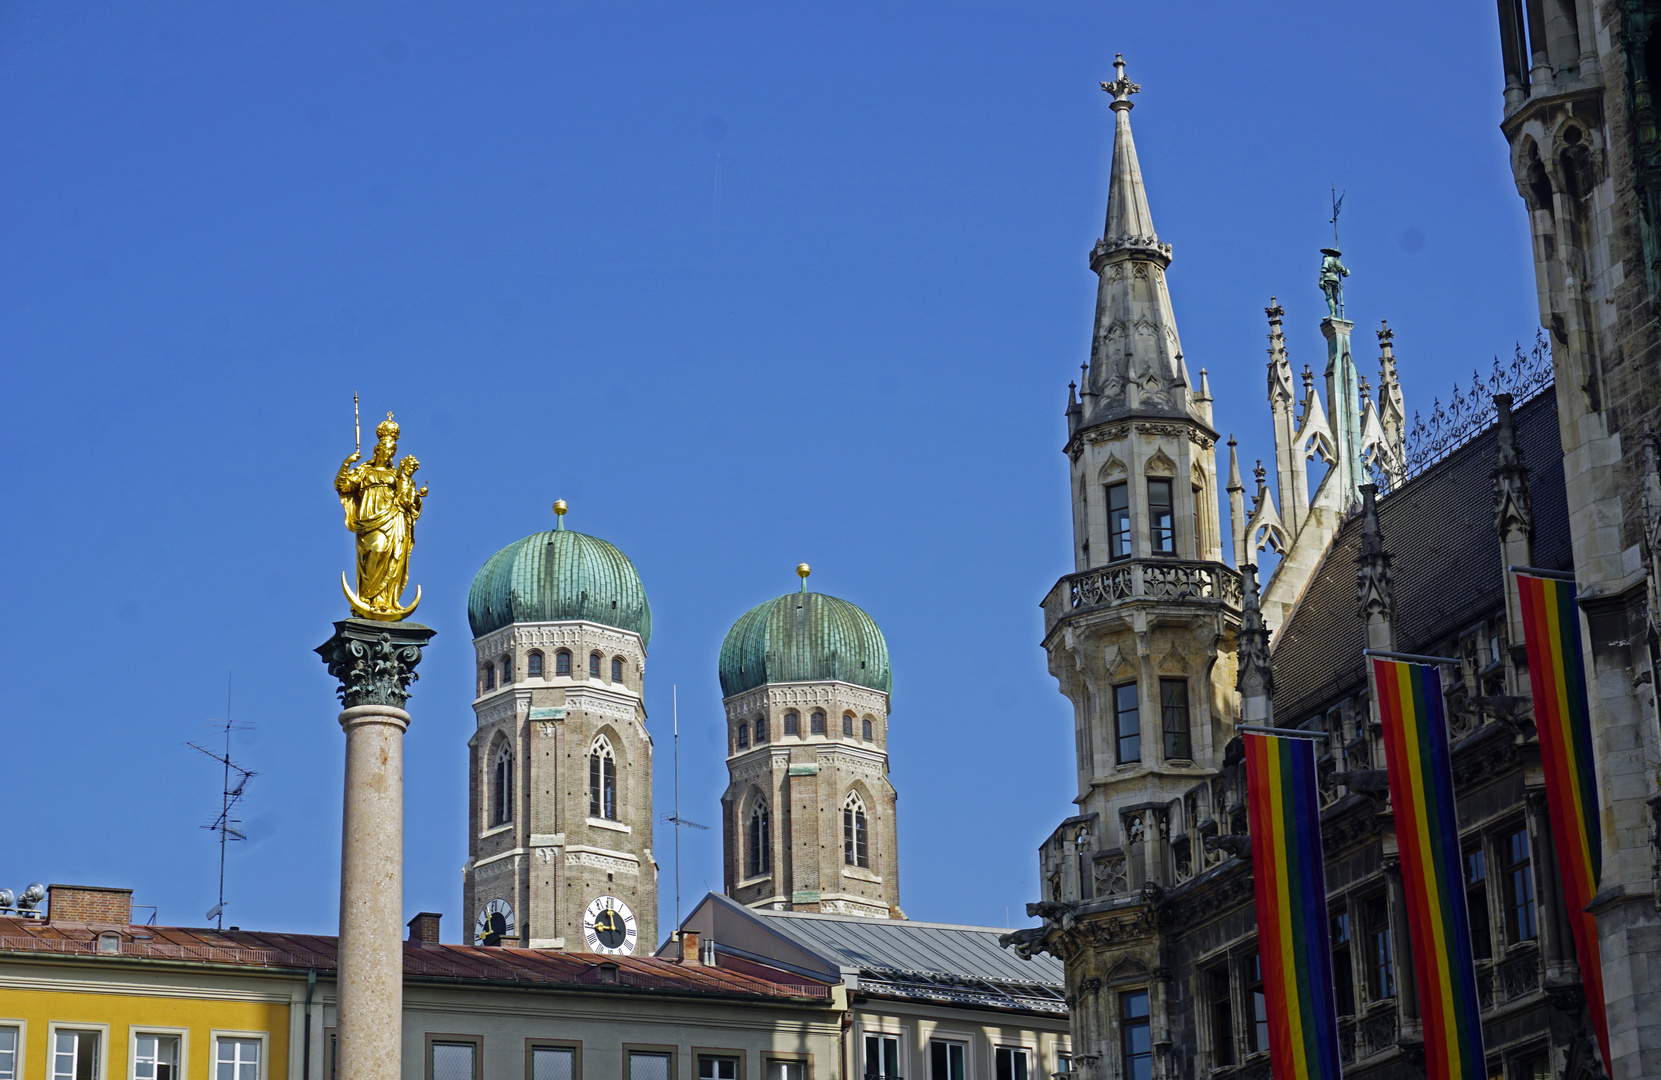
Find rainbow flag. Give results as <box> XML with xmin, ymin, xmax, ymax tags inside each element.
<box><xmin>1373</xmin><ymin>659</ymin><xmax>1486</xmax><ymax>1080</ymax></box>
<box><xmin>1243</xmin><ymin>731</ymin><xmax>1343</xmax><ymax>1080</ymax></box>
<box><xmin>1516</xmin><ymin>573</ymin><xmax>1610</xmax><ymax>1074</ymax></box>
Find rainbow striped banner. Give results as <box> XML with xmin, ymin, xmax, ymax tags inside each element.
<box><xmin>1243</xmin><ymin>731</ymin><xmax>1342</xmax><ymax>1080</ymax></box>
<box><xmin>1516</xmin><ymin>572</ymin><xmax>1610</xmax><ymax>1074</ymax></box>
<box><xmin>1372</xmin><ymin>658</ymin><xmax>1486</xmax><ymax>1080</ymax></box>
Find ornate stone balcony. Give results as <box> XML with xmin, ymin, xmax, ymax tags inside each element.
<box><xmin>1042</xmin><ymin>559</ymin><xmax>1242</xmax><ymax>635</ymax></box>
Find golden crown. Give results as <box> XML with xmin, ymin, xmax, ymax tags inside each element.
<box><xmin>375</xmin><ymin>412</ymin><xmax>400</xmax><ymax>440</ymax></box>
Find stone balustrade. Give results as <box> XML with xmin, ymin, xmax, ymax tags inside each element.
<box><xmin>1043</xmin><ymin>559</ymin><xmax>1243</xmax><ymax>634</ymax></box>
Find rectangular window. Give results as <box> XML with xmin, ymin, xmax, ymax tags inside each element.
<box><xmin>1114</xmin><ymin>683</ymin><xmax>1140</xmax><ymax>764</ymax></box>
<box><xmin>1106</xmin><ymin>482</ymin><xmax>1131</xmax><ymax>559</ymax></box>
<box><xmin>1121</xmin><ymin>991</ymin><xmax>1152</xmax><ymax>1080</ymax></box>
<box><xmin>630</xmin><ymin>1054</ymin><xmax>671</xmax><ymax>1080</ymax></box>
<box><xmin>698</xmin><ymin>1057</ymin><xmax>738</xmax><ymax>1080</ymax></box>
<box><xmin>765</xmin><ymin>1063</ymin><xmax>805</xmax><ymax>1080</ymax></box>
<box><xmin>1160</xmin><ymin>678</ymin><xmax>1190</xmax><ymax>761</ymax></box>
<box><xmin>865</xmin><ymin>1035</ymin><xmax>900</xmax><ymax>1080</ymax></box>
<box><xmin>1331</xmin><ymin>908</ymin><xmax>1356</xmax><ymax>1016</ymax></box>
<box><xmin>533</xmin><ymin>1048</ymin><xmax>575</xmax><ymax>1080</ymax></box>
<box><xmin>53</xmin><ymin>1030</ymin><xmax>99</xmax><ymax>1080</ymax></box>
<box><xmin>1148</xmin><ymin>479</ymin><xmax>1174</xmax><ymax>554</ymax></box>
<box><xmin>1245</xmin><ymin>955</ymin><xmax>1268</xmax><ymax>1054</ymax></box>
<box><xmin>994</xmin><ymin>1049</ymin><xmax>1028</xmax><ymax>1080</ymax></box>
<box><xmin>1504</xmin><ymin>828</ymin><xmax>1538</xmax><ymax>943</ymax></box>
<box><xmin>216</xmin><ymin>1038</ymin><xmax>261</xmax><ymax>1080</ymax></box>
<box><xmin>0</xmin><ymin>1027</ymin><xmax>16</xmax><ymax>1080</ymax></box>
<box><xmin>134</xmin><ymin>1034</ymin><xmax>179</xmax><ymax>1080</ymax></box>
<box><xmin>1365</xmin><ymin>895</ymin><xmax>1395</xmax><ymax>1000</ymax></box>
<box><xmin>1055</xmin><ymin>1055</ymin><xmax>1071</xmax><ymax>1079</ymax></box>
<box><xmin>1466</xmin><ymin>844</ymin><xmax>1493</xmax><ymax>961</ymax></box>
<box><xmin>1208</xmin><ymin>967</ymin><xmax>1234</xmax><ymax>1066</ymax></box>
<box><xmin>1514</xmin><ymin>1052</ymin><xmax>1550</xmax><ymax>1080</ymax></box>
<box><xmin>928</xmin><ymin>1041</ymin><xmax>966</xmax><ymax>1080</ymax></box>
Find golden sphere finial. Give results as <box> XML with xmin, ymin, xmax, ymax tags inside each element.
<box><xmin>797</xmin><ymin>563</ymin><xmax>811</xmax><ymax>579</ymax></box>
<box><xmin>553</xmin><ymin>500</ymin><xmax>568</xmax><ymax>516</ymax></box>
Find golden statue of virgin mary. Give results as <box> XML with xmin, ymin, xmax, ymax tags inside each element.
<box><xmin>335</xmin><ymin>412</ymin><xmax>426</xmax><ymax>620</ymax></box>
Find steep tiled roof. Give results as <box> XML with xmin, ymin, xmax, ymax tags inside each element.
<box><xmin>0</xmin><ymin>917</ymin><xmax>827</xmax><ymax>999</ymax></box>
<box><xmin>1270</xmin><ymin>387</ymin><xmax>1570</xmax><ymax>723</ymax></box>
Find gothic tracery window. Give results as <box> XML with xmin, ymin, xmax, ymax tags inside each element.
<box><xmin>491</xmin><ymin>741</ymin><xmax>513</xmax><ymax>827</ymax></box>
<box><xmin>589</xmin><ymin>736</ymin><xmax>617</xmax><ymax>820</ymax></box>
<box><xmin>843</xmin><ymin>792</ymin><xmax>869</xmax><ymax>868</ymax></box>
<box><xmin>747</xmin><ymin>796</ymin><xmax>771</xmax><ymax>877</ymax></box>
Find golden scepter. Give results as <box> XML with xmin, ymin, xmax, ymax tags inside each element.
<box><xmin>353</xmin><ymin>392</ymin><xmax>360</xmax><ymax>456</ymax></box>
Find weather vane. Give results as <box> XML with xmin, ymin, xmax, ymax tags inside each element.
<box><xmin>1330</xmin><ymin>184</ymin><xmax>1345</xmax><ymax>248</ymax></box>
<box><xmin>334</xmin><ymin>406</ymin><xmax>427</xmax><ymax>620</ymax></box>
<box><xmin>1320</xmin><ymin>185</ymin><xmax>1350</xmax><ymax>320</ymax></box>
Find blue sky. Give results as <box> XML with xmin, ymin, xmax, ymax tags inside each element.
<box><xmin>0</xmin><ymin>3</ymin><xmax>1533</xmax><ymax>940</ymax></box>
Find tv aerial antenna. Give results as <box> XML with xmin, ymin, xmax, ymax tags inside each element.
<box><xmin>189</xmin><ymin>673</ymin><xmax>256</xmax><ymax>930</ymax></box>
<box><xmin>661</xmin><ymin>686</ymin><xmax>707</xmax><ymax>932</ymax></box>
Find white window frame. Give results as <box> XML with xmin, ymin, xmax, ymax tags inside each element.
<box><xmin>926</xmin><ymin>1036</ymin><xmax>971</xmax><ymax>1080</ymax></box>
<box><xmin>993</xmin><ymin>1045</ymin><xmax>1035</xmax><ymax>1080</ymax></box>
<box><xmin>858</xmin><ymin>1025</ymin><xmax>904</xmax><ymax>1080</ymax></box>
<box><xmin>210</xmin><ymin>1031</ymin><xmax>268</xmax><ymax>1080</ymax></box>
<box><xmin>47</xmin><ymin>1022</ymin><xmax>110</xmax><ymax>1080</ymax></box>
<box><xmin>130</xmin><ymin>1028</ymin><xmax>188</xmax><ymax>1080</ymax></box>
<box><xmin>0</xmin><ymin>1020</ymin><xmax>27</xmax><ymax>1080</ymax></box>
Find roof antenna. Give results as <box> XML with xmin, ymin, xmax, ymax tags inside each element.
<box><xmin>190</xmin><ymin>673</ymin><xmax>256</xmax><ymax>930</ymax></box>
<box><xmin>663</xmin><ymin>685</ymin><xmax>707</xmax><ymax>934</ymax></box>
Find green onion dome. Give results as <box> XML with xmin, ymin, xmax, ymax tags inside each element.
<box><xmin>718</xmin><ymin>583</ymin><xmax>891</xmax><ymax>698</ymax></box>
<box><xmin>467</xmin><ymin>522</ymin><xmax>651</xmax><ymax>645</ymax></box>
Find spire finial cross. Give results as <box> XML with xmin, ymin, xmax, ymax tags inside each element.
<box><xmin>1101</xmin><ymin>53</ymin><xmax>1141</xmax><ymax>110</ymax></box>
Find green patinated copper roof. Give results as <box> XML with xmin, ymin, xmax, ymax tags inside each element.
<box><xmin>718</xmin><ymin>589</ymin><xmax>890</xmax><ymax>698</ymax></box>
<box><xmin>468</xmin><ymin>528</ymin><xmax>651</xmax><ymax>644</ymax></box>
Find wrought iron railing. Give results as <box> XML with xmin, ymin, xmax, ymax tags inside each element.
<box><xmin>1370</xmin><ymin>331</ymin><xmax>1553</xmax><ymax>492</ymax></box>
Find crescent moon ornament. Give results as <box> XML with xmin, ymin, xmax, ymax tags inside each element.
<box><xmin>341</xmin><ymin>572</ymin><xmax>422</xmax><ymax>621</ymax></box>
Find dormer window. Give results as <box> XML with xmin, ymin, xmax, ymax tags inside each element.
<box><xmin>97</xmin><ymin>931</ymin><xmax>120</xmax><ymax>954</ymax></box>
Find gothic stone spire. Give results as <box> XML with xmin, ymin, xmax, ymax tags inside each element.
<box><xmin>1081</xmin><ymin>55</ymin><xmax>1199</xmax><ymax>426</ymax></box>
<box><xmin>1355</xmin><ymin>482</ymin><xmax>1394</xmax><ymax>628</ymax></box>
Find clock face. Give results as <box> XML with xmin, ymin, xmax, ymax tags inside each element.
<box><xmin>475</xmin><ymin>898</ymin><xmax>516</xmax><ymax>946</ymax></box>
<box><xmin>582</xmin><ymin>895</ymin><xmax>638</xmax><ymax>955</ymax></box>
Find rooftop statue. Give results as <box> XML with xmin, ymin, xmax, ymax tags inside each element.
<box><xmin>1319</xmin><ymin>248</ymin><xmax>1350</xmax><ymax>320</ymax></box>
<box><xmin>336</xmin><ymin>409</ymin><xmax>425</xmax><ymax>620</ymax></box>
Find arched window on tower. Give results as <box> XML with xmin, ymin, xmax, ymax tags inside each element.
<box><xmin>783</xmin><ymin>712</ymin><xmax>800</xmax><ymax>736</ymax></box>
<box><xmin>611</xmin><ymin>656</ymin><xmax>624</xmax><ymax>684</ymax></box>
<box><xmin>589</xmin><ymin>652</ymin><xmax>602</xmax><ymax>677</ymax></box>
<box><xmin>589</xmin><ymin>736</ymin><xmax>617</xmax><ymax>820</ymax></box>
<box><xmin>843</xmin><ymin>792</ymin><xmax>869</xmax><ymax>868</ymax></box>
<box><xmin>747</xmin><ymin>797</ymin><xmax>772</xmax><ymax>877</ymax></box>
<box><xmin>491</xmin><ymin>742</ymin><xmax>513</xmax><ymax>827</ymax></box>
<box><xmin>484</xmin><ymin>665</ymin><xmax>496</xmax><ymax>692</ymax></box>
<box><xmin>555</xmin><ymin>649</ymin><xmax>572</xmax><ymax>676</ymax></box>
<box><xmin>755</xmin><ymin>716</ymin><xmax>769</xmax><ymax>743</ymax></box>
<box><xmin>810</xmin><ymin>711</ymin><xmax>826</xmax><ymax>735</ymax></box>
<box><xmin>527</xmin><ymin>651</ymin><xmax>544</xmax><ymax>678</ymax></box>
<box><xmin>862</xmin><ymin>717</ymin><xmax>874</xmax><ymax>741</ymax></box>
<box><xmin>1148</xmin><ymin>479</ymin><xmax>1175</xmax><ymax>555</ymax></box>
<box><xmin>842</xmin><ymin>712</ymin><xmax>855</xmax><ymax>736</ymax></box>
<box><xmin>736</xmin><ymin>723</ymin><xmax>749</xmax><ymax>750</ymax></box>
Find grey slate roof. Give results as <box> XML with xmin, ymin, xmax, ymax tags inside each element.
<box><xmin>1270</xmin><ymin>386</ymin><xmax>1570</xmax><ymax>723</ymax></box>
<box><xmin>746</xmin><ymin>904</ymin><xmax>1067</xmax><ymax>1014</ymax></box>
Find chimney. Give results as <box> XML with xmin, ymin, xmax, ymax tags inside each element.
<box><xmin>46</xmin><ymin>885</ymin><xmax>132</xmax><ymax>926</ymax></box>
<box><xmin>407</xmin><ymin>912</ymin><xmax>442</xmax><ymax>944</ymax></box>
<box><xmin>680</xmin><ymin>931</ymin><xmax>701</xmax><ymax>965</ymax></box>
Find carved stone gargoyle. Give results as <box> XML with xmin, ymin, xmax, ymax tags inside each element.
<box><xmin>999</xmin><ymin>899</ymin><xmax>1079</xmax><ymax>959</ymax></box>
<box><xmin>1323</xmin><ymin>769</ymin><xmax>1390</xmax><ymax>795</ymax></box>
<box><xmin>1204</xmin><ymin>833</ymin><xmax>1252</xmax><ymax>860</ymax></box>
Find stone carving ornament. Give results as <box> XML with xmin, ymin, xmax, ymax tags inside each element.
<box><xmin>317</xmin><ymin>624</ymin><xmax>430</xmax><ymax>708</ymax></box>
